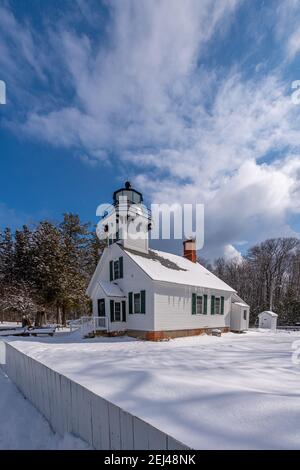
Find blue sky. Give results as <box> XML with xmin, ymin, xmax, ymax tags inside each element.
<box><xmin>1</xmin><ymin>0</ymin><xmax>300</xmax><ymax>259</ymax></box>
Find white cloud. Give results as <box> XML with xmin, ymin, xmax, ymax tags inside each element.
<box><xmin>0</xmin><ymin>5</ymin><xmax>45</xmax><ymax>80</ymax></box>
<box><xmin>287</xmin><ymin>27</ymin><xmax>300</xmax><ymax>60</ymax></box>
<box><xmin>20</xmin><ymin>0</ymin><xmax>240</xmax><ymax>153</ymax></box>
<box><xmin>275</xmin><ymin>0</ymin><xmax>300</xmax><ymax>61</ymax></box>
<box><xmin>139</xmin><ymin>154</ymin><xmax>300</xmax><ymax>259</ymax></box>
<box><xmin>223</xmin><ymin>244</ymin><xmax>243</xmax><ymax>263</ymax></box>
<box><xmin>1</xmin><ymin>0</ymin><xmax>300</xmax><ymax>259</ymax></box>
<box><xmin>131</xmin><ymin>72</ymin><xmax>300</xmax><ymax>258</ymax></box>
<box><xmin>79</xmin><ymin>149</ymin><xmax>109</xmax><ymax>167</ymax></box>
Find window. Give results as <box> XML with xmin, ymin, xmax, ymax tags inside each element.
<box><xmin>192</xmin><ymin>294</ymin><xmax>208</xmax><ymax>315</ymax></box>
<box><xmin>97</xmin><ymin>299</ymin><xmax>105</xmax><ymax>317</ymax></box>
<box><xmin>243</xmin><ymin>310</ymin><xmax>247</xmax><ymax>321</ymax></box>
<box><xmin>129</xmin><ymin>291</ymin><xmax>146</xmax><ymax>314</ymax></box>
<box><xmin>114</xmin><ymin>302</ymin><xmax>121</xmax><ymax>322</ymax></box>
<box><xmin>114</xmin><ymin>260</ymin><xmax>120</xmax><ymax>280</ymax></box>
<box><xmin>109</xmin><ymin>257</ymin><xmax>123</xmax><ymax>281</ymax></box>
<box><xmin>215</xmin><ymin>297</ymin><xmax>221</xmax><ymax>315</ymax></box>
<box><xmin>134</xmin><ymin>293</ymin><xmax>141</xmax><ymax>313</ymax></box>
<box><xmin>211</xmin><ymin>296</ymin><xmax>224</xmax><ymax>315</ymax></box>
<box><xmin>196</xmin><ymin>296</ymin><xmax>203</xmax><ymax>314</ymax></box>
<box><xmin>110</xmin><ymin>300</ymin><xmax>126</xmax><ymax>322</ymax></box>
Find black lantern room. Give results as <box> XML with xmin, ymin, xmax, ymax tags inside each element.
<box><xmin>113</xmin><ymin>181</ymin><xmax>143</xmax><ymax>206</ymax></box>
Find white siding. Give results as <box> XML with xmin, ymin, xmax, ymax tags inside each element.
<box><xmin>121</xmin><ymin>220</ymin><xmax>149</xmax><ymax>254</ymax></box>
<box><xmin>89</xmin><ymin>243</ymin><xmax>237</xmax><ymax>333</ymax></box>
<box><xmin>153</xmin><ymin>282</ymin><xmax>231</xmax><ymax>331</ymax></box>
<box><xmin>230</xmin><ymin>304</ymin><xmax>249</xmax><ymax>331</ymax></box>
<box><xmin>91</xmin><ymin>244</ymin><xmax>155</xmax><ymax>332</ymax></box>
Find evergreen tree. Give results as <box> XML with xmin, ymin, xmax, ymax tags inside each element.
<box><xmin>59</xmin><ymin>214</ymin><xmax>91</xmax><ymax>324</ymax></box>
<box><xmin>32</xmin><ymin>221</ymin><xmax>64</xmax><ymax>314</ymax></box>
<box><xmin>0</xmin><ymin>227</ymin><xmax>14</xmax><ymax>286</ymax></box>
<box><xmin>85</xmin><ymin>228</ymin><xmax>106</xmax><ymax>276</ymax></box>
<box><xmin>14</xmin><ymin>225</ymin><xmax>34</xmax><ymax>283</ymax></box>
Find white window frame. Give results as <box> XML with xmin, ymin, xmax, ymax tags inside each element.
<box><xmin>113</xmin><ymin>260</ymin><xmax>120</xmax><ymax>280</ymax></box>
<box><xmin>196</xmin><ymin>295</ymin><xmax>203</xmax><ymax>315</ymax></box>
<box><xmin>243</xmin><ymin>310</ymin><xmax>247</xmax><ymax>321</ymax></box>
<box><xmin>134</xmin><ymin>293</ymin><xmax>141</xmax><ymax>314</ymax></box>
<box><xmin>114</xmin><ymin>302</ymin><xmax>121</xmax><ymax>322</ymax></box>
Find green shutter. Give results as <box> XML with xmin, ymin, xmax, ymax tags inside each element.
<box><xmin>122</xmin><ymin>301</ymin><xmax>126</xmax><ymax>322</ymax></box>
<box><xmin>128</xmin><ymin>292</ymin><xmax>133</xmax><ymax>314</ymax></box>
<box><xmin>109</xmin><ymin>260</ymin><xmax>113</xmax><ymax>281</ymax></box>
<box><xmin>141</xmin><ymin>290</ymin><xmax>146</xmax><ymax>314</ymax></box>
<box><xmin>119</xmin><ymin>257</ymin><xmax>123</xmax><ymax>279</ymax></box>
<box><xmin>211</xmin><ymin>295</ymin><xmax>215</xmax><ymax>315</ymax></box>
<box><xmin>204</xmin><ymin>294</ymin><xmax>208</xmax><ymax>315</ymax></box>
<box><xmin>221</xmin><ymin>296</ymin><xmax>224</xmax><ymax>315</ymax></box>
<box><xmin>192</xmin><ymin>293</ymin><xmax>196</xmax><ymax>315</ymax></box>
<box><xmin>110</xmin><ymin>300</ymin><xmax>114</xmax><ymax>322</ymax></box>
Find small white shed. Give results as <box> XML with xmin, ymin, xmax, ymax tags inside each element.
<box><xmin>230</xmin><ymin>294</ymin><xmax>250</xmax><ymax>332</ymax></box>
<box><xmin>258</xmin><ymin>311</ymin><xmax>278</xmax><ymax>330</ymax></box>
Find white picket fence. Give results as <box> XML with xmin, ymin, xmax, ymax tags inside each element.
<box><xmin>68</xmin><ymin>316</ymin><xmax>108</xmax><ymax>334</ymax></box>
<box><xmin>0</xmin><ymin>341</ymin><xmax>189</xmax><ymax>450</ymax></box>
<box><xmin>80</xmin><ymin>316</ymin><xmax>108</xmax><ymax>334</ymax></box>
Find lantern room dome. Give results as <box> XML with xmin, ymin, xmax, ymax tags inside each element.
<box><xmin>113</xmin><ymin>181</ymin><xmax>143</xmax><ymax>205</ymax></box>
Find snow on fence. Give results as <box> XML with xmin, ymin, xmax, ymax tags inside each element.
<box><xmin>277</xmin><ymin>326</ymin><xmax>300</xmax><ymax>331</ymax></box>
<box><xmin>67</xmin><ymin>316</ymin><xmax>108</xmax><ymax>334</ymax></box>
<box><xmin>0</xmin><ymin>341</ymin><xmax>189</xmax><ymax>450</ymax></box>
<box><xmin>80</xmin><ymin>316</ymin><xmax>108</xmax><ymax>334</ymax></box>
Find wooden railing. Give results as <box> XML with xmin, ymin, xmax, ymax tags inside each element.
<box><xmin>80</xmin><ymin>316</ymin><xmax>108</xmax><ymax>333</ymax></box>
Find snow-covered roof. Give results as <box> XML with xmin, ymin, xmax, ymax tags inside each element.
<box><xmin>98</xmin><ymin>281</ymin><xmax>126</xmax><ymax>298</ymax></box>
<box><xmin>122</xmin><ymin>247</ymin><xmax>235</xmax><ymax>292</ymax></box>
<box><xmin>259</xmin><ymin>311</ymin><xmax>278</xmax><ymax>317</ymax></box>
<box><xmin>231</xmin><ymin>293</ymin><xmax>250</xmax><ymax>307</ymax></box>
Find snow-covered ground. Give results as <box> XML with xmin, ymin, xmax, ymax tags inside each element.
<box><xmin>5</xmin><ymin>329</ymin><xmax>300</xmax><ymax>449</ymax></box>
<box><xmin>0</xmin><ymin>368</ymin><xmax>91</xmax><ymax>449</ymax></box>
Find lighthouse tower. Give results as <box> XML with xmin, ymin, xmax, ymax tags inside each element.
<box><xmin>100</xmin><ymin>182</ymin><xmax>152</xmax><ymax>254</ymax></box>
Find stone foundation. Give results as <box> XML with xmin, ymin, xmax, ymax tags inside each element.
<box><xmin>126</xmin><ymin>327</ymin><xmax>230</xmax><ymax>341</ymax></box>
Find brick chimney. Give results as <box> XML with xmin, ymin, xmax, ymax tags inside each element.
<box><xmin>183</xmin><ymin>239</ymin><xmax>197</xmax><ymax>263</ymax></box>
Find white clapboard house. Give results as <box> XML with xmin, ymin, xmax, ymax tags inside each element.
<box><xmin>87</xmin><ymin>182</ymin><xmax>249</xmax><ymax>340</ymax></box>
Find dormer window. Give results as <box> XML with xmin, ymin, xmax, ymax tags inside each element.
<box><xmin>109</xmin><ymin>257</ymin><xmax>123</xmax><ymax>281</ymax></box>
<box><xmin>114</xmin><ymin>260</ymin><xmax>120</xmax><ymax>279</ymax></box>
